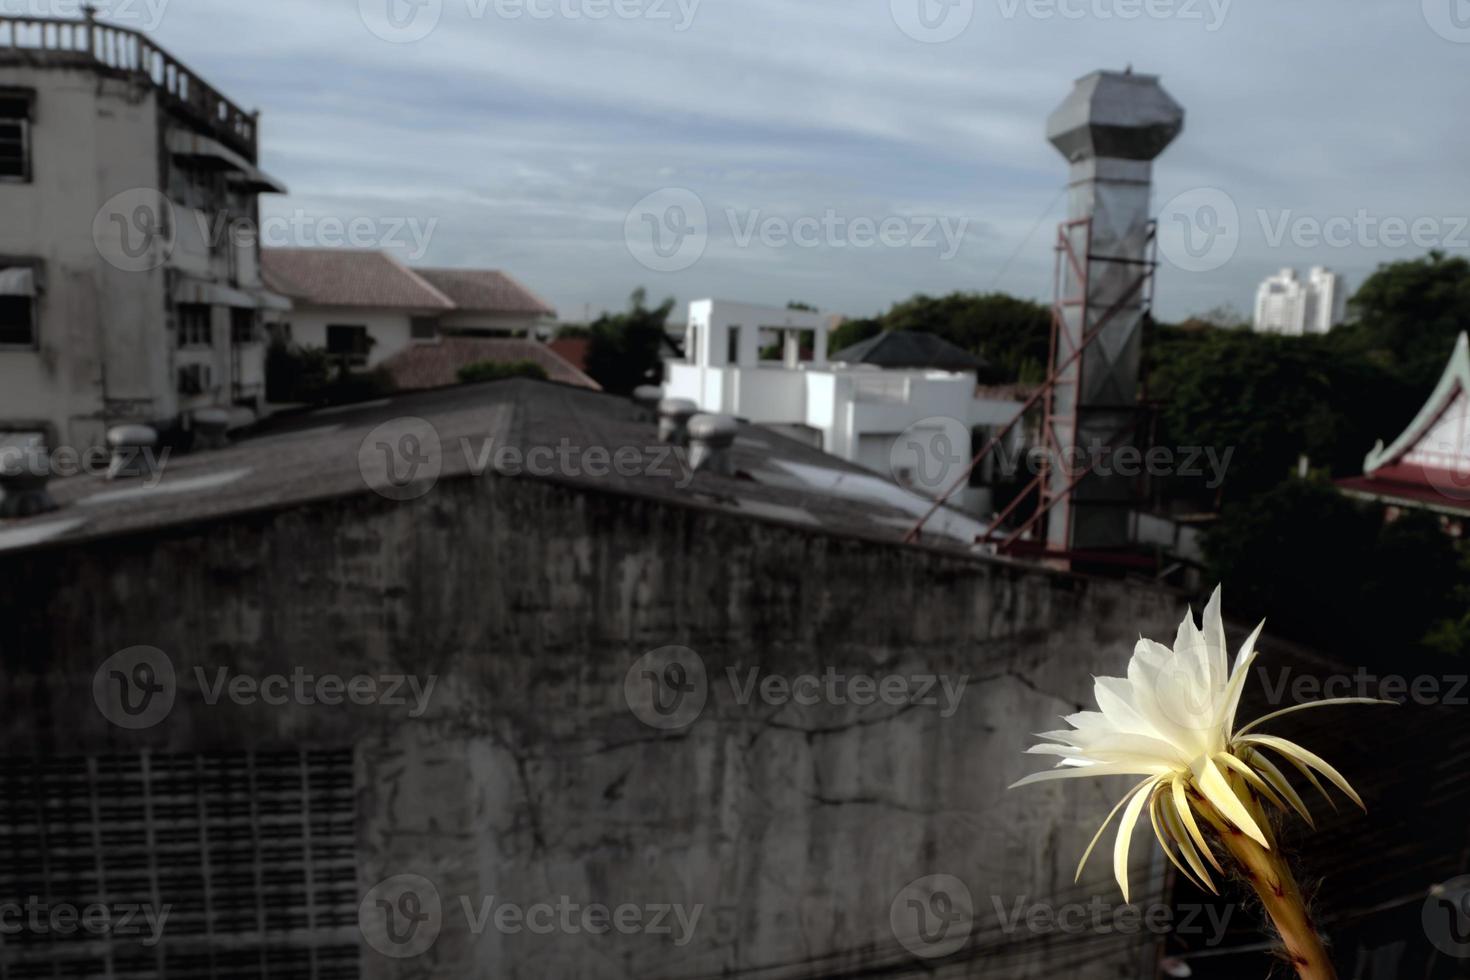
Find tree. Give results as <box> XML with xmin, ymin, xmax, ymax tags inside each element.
<box><xmin>1334</xmin><ymin>251</ymin><xmax>1470</xmax><ymax>393</ymax></box>
<box><xmin>828</xmin><ymin>292</ymin><xmax>1052</xmax><ymax>382</ymax></box>
<box><xmin>829</xmin><ymin>317</ymin><xmax>882</xmax><ymax>355</ymax></box>
<box><xmin>1204</xmin><ymin>479</ymin><xmax>1465</xmax><ymax>660</ymax></box>
<box><xmin>584</xmin><ymin>288</ymin><xmax>676</xmax><ymax>395</ymax></box>
<box><xmin>1148</xmin><ymin>327</ymin><xmax>1412</xmax><ymax>504</ymax></box>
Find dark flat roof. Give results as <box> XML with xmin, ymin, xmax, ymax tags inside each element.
<box><xmin>0</xmin><ymin>381</ymin><xmax>987</xmax><ymax>555</ymax></box>
<box><xmin>830</xmin><ymin>330</ymin><xmax>983</xmax><ymax>372</ymax></box>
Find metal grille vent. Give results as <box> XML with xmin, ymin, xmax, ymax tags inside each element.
<box><xmin>0</xmin><ymin>750</ymin><xmax>358</xmax><ymax>980</ymax></box>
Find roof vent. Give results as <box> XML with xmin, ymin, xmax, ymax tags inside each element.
<box><xmin>657</xmin><ymin>398</ymin><xmax>698</xmax><ymax>446</ymax></box>
<box><xmin>633</xmin><ymin>385</ymin><xmax>664</xmax><ymax>421</ymax></box>
<box><xmin>107</xmin><ymin>424</ymin><xmax>160</xmax><ymax>480</ymax></box>
<box><xmin>192</xmin><ymin>408</ymin><xmax>232</xmax><ymax>451</ymax></box>
<box><xmin>0</xmin><ymin>433</ymin><xmax>58</xmax><ymax>518</ymax></box>
<box><xmin>688</xmin><ymin>414</ymin><xmax>738</xmax><ymax>476</ymax></box>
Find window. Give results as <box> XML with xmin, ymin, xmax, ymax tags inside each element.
<box><xmin>0</xmin><ymin>90</ymin><xmax>32</xmax><ymax>182</ymax></box>
<box><xmin>178</xmin><ymin>304</ymin><xmax>213</xmax><ymax>348</ymax></box>
<box><xmin>231</xmin><ymin>308</ymin><xmax>257</xmax><ymax>345</ymax></box>
<box><xmin>0</xmin><ymin>751</ymin><xmax>359</xmax><ymax>979</ymax></box>
<box><xmin>326</xmin><ymin>325</ymin><xmax>371</xmax><ymax>365</ymax></box>
<box><xmin>0</xmin><ymin>266</ymin><xmax>37</xmax><ymax>347</ymax></box>
<box><xmin>410</xmin><ymin>316</ymin><xmax>438</xmax><ymax>341</ymax></box>
<box><xmin>178</xmin><ymin>363</ymin><xmax>213</xmax><ymax>396</ymax></box>
<box><xmin>0</xmin><ymin>295</ymin><xmax>33</xmax><ymax>347</ymax></box>
<box><xmin>726</xmin><ymin>325</ymin><xmax>741</xmax><ymax>365</ymax></box>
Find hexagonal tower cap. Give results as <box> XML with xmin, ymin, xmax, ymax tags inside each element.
<box><xmin>1047</xmin><ymin>69</ymin><xmax>1184</xmax><ymax>163</ymax></box>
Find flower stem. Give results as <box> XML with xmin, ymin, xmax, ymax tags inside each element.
<box><xmin>1195</xmin><ymin>795</ymin><xmax>1337</xmax><ymax>980</ymax></box>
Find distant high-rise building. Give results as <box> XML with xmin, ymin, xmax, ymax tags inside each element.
<box><xmin>1254</xmin><ymin>266</ymin><xmax>1347</xmax><ymax>335</ymax></box>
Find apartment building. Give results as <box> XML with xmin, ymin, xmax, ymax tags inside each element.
<box><xmin>0</xmin><ymin>11</ymin><xmax>288</xmax><ymax>449</ymax></box>
<box><xmin>1253</xmin><ymin>266</ymin><xmax>1347</xmax><ymax>335</ymax></box>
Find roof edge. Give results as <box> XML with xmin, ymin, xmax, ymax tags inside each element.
<box><xmin>1364</xmin><ymin>332</ymin><xmax>1470</xmax><ymax>474</ymax></box>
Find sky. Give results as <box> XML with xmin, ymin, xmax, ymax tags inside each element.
<box><xmin>98</xmin><ymin>0</ymin><xmax>1470</xmax><ymax>323</ymax></box>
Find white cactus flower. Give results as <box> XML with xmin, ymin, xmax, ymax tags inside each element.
<box><xmin>1011</xmin><ymin>586</ymin><xmax>1387</xmax><ymax>902</ymax></box>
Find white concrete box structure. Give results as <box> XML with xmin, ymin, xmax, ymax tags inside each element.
<box><xmin>663</xmin><ymin>299</ymin><xmax>1028</xmax><ymax>516</ymax></box>
<box><xmin>0</xmin><ymin>12</ymin><xmax>287</xmax><ymax>449</ymax></box>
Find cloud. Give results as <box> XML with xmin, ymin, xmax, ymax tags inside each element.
<box><xmin>137</xmin><ymin>0</ymin><xmax>1470</xmax><ymax>323</ymax></box>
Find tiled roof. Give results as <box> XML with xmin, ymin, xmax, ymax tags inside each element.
<box><xmin>832</xmin><ymin>330</ymin><xmax>984</xmax><ymax>372</ymax></box>
<box><xmin>381</xmin><ymin>337</ymin><xmax>600</xmax><ymax>391</ymax></box>
<box><xmin>261</xmin><ymin>249</ymin><xmax>454</xmax><ymax>311</ymax></box>
<box><xmin>415</xmin><ymin>268</ymin><xmax>556</xmax><ymax>317</ymax></box>
<box><xmin>547</xmin><ymin>337</ymin><xmax>590</xmax><ymax>371</ymax></box>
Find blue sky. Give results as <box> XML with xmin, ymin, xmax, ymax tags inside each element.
<box><xmin>125</xmin><ymin>0</ymin><xmax>1470</xmax><ymax>323</ymax></box>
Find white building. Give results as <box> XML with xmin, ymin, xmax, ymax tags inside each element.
<box><xmin>0</xmin><ymin>11</ymin><xmax>288</xmax><ymax>449</ymax></box>
<box><xmin>261</xmin><ymin>249</ymin><xmax>557</xmax><ymax>368</ymax></box>
<box><xmin>663</xmin><ymin>300</ymin><xmax>1028</xmax><ymax>515</ymax></box>
<box><xmin>1253</xmin><ymin>266</ymin><xmax>1347</xmax><ymax>335</ymax></box>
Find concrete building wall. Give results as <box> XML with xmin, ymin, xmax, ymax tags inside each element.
<box><xmin>0</xmin><ymin>59</ymin><xmax>274</xmax><ymax>446</ymax></box>
<box><xmin>0</xmin><ymin>67</ymin><xmax>167</xmax><ymax>447</ymax></box>
<box><xmin>0</xmin><ymin>471</ymin><xmax>1183</xmax><ymax>978</ymax></box>
<box><xmin>436</xmin><ymin>310</ymin><xmax>546</xmax><ymax>336</ymax></box>
<box><xmin>287</xmin><ymin>307</ymin><xmax>418</xmax><ymax>368</ymax></box>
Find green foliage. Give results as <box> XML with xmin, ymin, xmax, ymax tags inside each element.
<box><xmin>553</xmin><ymin>324</ymin><xmax>591</xmax><ymax>339</ymax></box>
<box><xmin>829</xmin><ymin>317</ymin><xmax>882</xmax><ymax>355</ymax></box>
<box><xmin>1335</xmin><ymin>251</ymin><xmax>1470</xmax><ymax>393</ymax></box>
<box><xmin>1204</xmin><ymin>480</ymin><xmax>1465</xmax><ymax>659</ymax></box>
<box><xmin>265</xmin><ymin>340</ymin><xmax>330</xmax><ymax>404</ymax></box>
<box><xmin>584</xmin><ymin>288</ymin><xmax>676</xmax><ymax>395</ymax></box>
<box><xmin>266</xmin><ymin>341</ymin><xmax>396</xmax><ymax>406</ymax></box>
<box><xmin>839</xmin><ymin>292</ymin><xmax>1052</xmax><ymax>383</ymax></box>
<box><xmin>1148</xmin><ymin>327</ymin><xmax>1413</xmax><ymax>504</ymax></box>
<box><xmin>457</xmin><ymin>359</ymin><xmax>549</xmax><ymax>384</ymax></box>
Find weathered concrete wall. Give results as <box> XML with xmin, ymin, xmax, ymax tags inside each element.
<box><xmin>1</xmin><ymin>472</ymin><xmax>1185</xmax><ymax>978</ymax></box>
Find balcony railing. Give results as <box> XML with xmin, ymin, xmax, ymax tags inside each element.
<box><xmin>0</xmin><ymin>12</ymin><xmax>257</xmax><ymax>158</ymax></box>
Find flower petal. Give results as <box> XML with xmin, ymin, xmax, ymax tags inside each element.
<box><xmin>1201</xmin><ymin>586</ymin><xmax>1229</xmax><ymax>691</ymax></box>
<box><xmin>1008</xmin><ymin>760</ymin><xmax>1172</xmax><ymax>790</ymax></box>
<box><xmin>1238</xmin><ymin>733</ymin><xmax>1366</xmax><ymax>810</ymax></box>
<box><xmin>1214</xmin><ymin>750</ymin><xmax>1288</xmax><ymax>814</ymax></box>
<box><xmin>1171</xmin><ymin>775</ymin><xmax>1222</xmax><ymax>874</ymax></box>
<box><xmin>1197</xmin><ymin>755</ymin><xmax>1271</xmax><ymax>847</ymax></box>
<box><xmin>1234</xmin><ymin>697</ymin><xmax>1396</xmax><ymax>739</ymax></box>
<box><xmin>1149</xmin><ymin>787</ymin><xmax>1211</xmax><ymax>893</ymax></box>
<box><xmin>1246</xmin><ymin>747</ymin><xmax>1315</xmax><ymax>830</ymax></box>
<box><xmin>1159</xmin><ymin>788</ymin><xmax>1218</xmax><ymax>893</ymax></box>
<box><xmin>1075</xmin><ymin>776</ymin><xmax>1157</xmax><ymax>883</ymax></box>
<box><xmin>1112</xmin><ymin>779</ymin><xmax>1155</xmax><ymax>903</ymax></box>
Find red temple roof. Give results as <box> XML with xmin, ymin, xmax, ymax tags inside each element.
<box><xmin>1337</xmin><ymin>332</ymin><xmax>1470</xmax><ymax>515</ymax></box>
